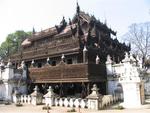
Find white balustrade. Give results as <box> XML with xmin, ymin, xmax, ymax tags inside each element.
<box><xmin>27</xmin><ymin>95</ymin><xmax>31</xmax><ymax>104</ymax></box>
<box><xmin>74</xmin><ymin>98</ymin><xmax>80</xmax><ymax>108</ymax></box>
<box><xmin>80</xmin><ymin>99</ymin><xmax>87</xmax><ymax>108</ymax></box>
<box><xmin>69</xmin><ymin>98</ymin><xmax>75</xmax><ymax>107</ymax></box>
<box><xmin>16</xmin><ymin>94</ymin><xmax>120</xmax><ymax>110</ymax></box>
<box><xmin>59</xmin><ymin>98</ymin><xmax>64</xmax><ymax>106</ymax></box>
<box><xmin>55</xmin><ymin>98</ymin><xmax>59</xmax><ymax>106</ymax></box>
<box><xmin>14</xmin><ymin>95</ymin><xmax>32</xmax><ymax>104</ymax></box>
<box><xmin>100</xmin><ymin>95</ymin><xmax>120</xmax><ymax>109</ymax></box>
<box><xmin>64</xmin><ymin>98</ymin><xmax>69</xmax><ymax>107</ymax></box>
<box><xmin>24</xmin><ymin>95</ymin><xmax>27</xmax><ymax>103</ymax></box>
<box><xmin>20</xmin><ymin>95</ymin><xmax>24</xmax><ymax>103</ymax></box>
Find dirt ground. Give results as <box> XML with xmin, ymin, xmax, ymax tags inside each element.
<box><xmin>0</xmin><ymin>104</ymin><xmax>150</xmax><ymax>113</ymax></box>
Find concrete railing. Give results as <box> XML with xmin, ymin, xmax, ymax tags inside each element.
<box><xmin>13</xmin><ymin>94</ymin><xmax>32</xmax><ymax>104</ymax></box>
<box><xmin>100</xmin><ymin>95</ymin><xmax>121</xmax><ymax>109</ymax></box>
<box><xmin>13</xmin><ymin>85</ymin><xmax>122</xmax><ymax>110</ymax></box>
<box><xmin>54</xmin><ymin>98</ymin><xmax>88</xmax><ymax>108</ymax></box>
<box><xmin>13</xmin><ymin>94</ymin><xmax>121</xmax><ymax>109</ymax></box>
<box><xmin>20</xmin><ymin>95</ymin><xmax>31</xmax><ymax>104</ymax></box>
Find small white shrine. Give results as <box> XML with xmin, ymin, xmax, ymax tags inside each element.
<box><xmin>0</xmin><ymin>60</ymin><xmax>27</xmax><ymax>101</ymax></box>
<box><xmin>106</xmin><ymin>52</ymin><xmax>145</xmax><ymax>108</ymax></box>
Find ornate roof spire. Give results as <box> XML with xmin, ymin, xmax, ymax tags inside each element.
<box><xmin>76</xmin><ymin>0</ymin><xmax>80</xmax><ymax>15</ymax></box>
<box><xmin>32</xmin><ymin>27</ymin><xmax>35</xmax><ymax>34</ymax></box>
<box><xmin>69</xmin><ymin>18</ymin><xmax>72</xmax><ymax>25</ymax></box>
<box><xmin>90</xmin><ymin>23</ymin><xmax>97</xmax><ymax>37</ymax></box>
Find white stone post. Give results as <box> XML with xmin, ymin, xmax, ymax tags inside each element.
<box><xmin>21</xmin><ymin>61</ymin><xmax>27</xmax><ymax>78</ymax></box>
<box><xmin>83</xmin><ymin>46</ymin><xmax>88</xmax><ymax>63</ymax></box>
<box><xmin>12</xmin><ymin>89</ymin><xmax>20</xmax><ymax>104</ymax></box>
<box><xmin>4</xmin><ymin>82</ymin><xmax>13</xmax><ymax>101</ymax></box>
<box><xmin>0</xmin><ymin>60</ymin><xmax>5</xmax><ymax>79</ymax></box>
<box><xmin>61</xmin><ymin>54</ymin><xmax>65</xmax><ymax>62</ymax></box>
<box><xmin>96</xmin><ymin>55</ymin><xmax>100</xmax><ymax>64</ymax></box>
<box><xmin>120</xmin><ymin>53</ymin><xmax>143</xmax><ymax>108</ymax></box>
<box><xmin>31</xmin><ymin>86</ymin><xmax>43</xmax><ymax>105</ymax></box>
<box><xmin>106</xmin><ymin>55</ymin><xmax>112</xmax><ymax>75</ymax></box>
<box><xmin>31</xmin><ymin>59</ymin><xmax>35</xmax><ymax>68</ymax></box>
<box><xmin>86</xmin><ymin>84</ymin><xmax>102</xmax><ymax>110</ymax></box>
<box><xmin>121</xmin><ymin>82</ymin><xmax>141</xmax><ymax>108</ymax></box>
<box><xmin>44</xmin><ymin>86</ymin><xmax>57</xmax><ymax>107</ymax></box>
<box><xmin>3</xmin><ymin>59</ymin><xmax>14</xmax><ymax>101</ymax></box>
<box><xmin>3</xmin><ymin>59</ymin><xmax>14</xmax><ymax>80</ymax></box>
<box><xmin>20</xmin><ymin>61</ymin><xmax>27</xmax><ymax>94</ymax></box>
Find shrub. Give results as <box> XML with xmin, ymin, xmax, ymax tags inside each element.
<box><xmin>67</xmin><ymin>108</ymin><xmax>76</xmax><ymax>112</ymax></box>
<box><xmin>42</xmin><ymin>106</ymin><xmax>51</xmax><ymax>110</ymax></box>
<box><xmin>4</xmin><ymin>101</ymin><xmax>11</xmax><ymax>105</ymax></box>
<box><xmin>116</xmin><ymin>105</ymin><xmax>124</xmax><ymax>110</ymax></box>
<box><xmin>15</xmin><ymin>103</ymin><xmax>23</xmax><ymax>107</ymax></box>
<box><xmin>4</xmin><ymin>100</ymin><xmax>11</xmax><ymax>105</ymax></box>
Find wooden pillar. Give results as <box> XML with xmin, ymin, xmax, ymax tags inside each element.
<box><xmin>105</xmin><ymin>81</ymin><xmax>108</xmax><ymax>95</ymax></box>
<box><xmin>59</xmin><ymin>83</ymin><xmax>63</xmax><ymax>97</ymax></box>
<box><xmin>81</xmin><ymin>82</ymin><xmax>87</xmax><ymax>98</ymax></box>
<box><xmin>87</xmin><ymin>82</ymin><xmax>90</xmax><ymax>95</ymax></box>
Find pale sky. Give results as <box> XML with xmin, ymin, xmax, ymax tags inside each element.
<box><xmin>0</xmin><ymin>0</ymin><xmax>150</xmax><ymax>44</ymax></box>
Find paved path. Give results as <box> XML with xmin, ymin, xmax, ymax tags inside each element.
<box><xmin>0</xmin><ymin>104</ymin><xmax>150</xmax><ymax>113</ymax></box>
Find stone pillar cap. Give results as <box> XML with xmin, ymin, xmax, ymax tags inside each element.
<box><xmin>106</xmin><ymin>55</ymin><xmax>112</xmax><ymax>64</ymax></box>
<box><xmin>96</xmin><ymin>55</ymin><xmax>100</xmax><ymax>61</ymax></box>
<box><xmin>31</xmin><ymin>86</ymin><xmax>42</xmax><ymax>96</ymax></box>
<box><xmin>96</xmin><ymin>55</ymin><xmax>100</xmax><ymax>64</ymax></box>
<box><xmin>130</xmin><ymin>54</ymin><xmax>136</xmax><ymax>62</ymax></box>
<box><xmin>0</xmin><ymin>60</ymin><xmax>5</xmax><ymax>67</ymax></box>
<box><xmin>47</xmin><ymin>57</ymin><xmax>50</xmax><ymax>62</ymax></box>
<box><xmin>61</xmin><ymin>54</ymin><xmax>65</xmax><ymax>60</ymax></box>
<box><xmin>7</xmin><ymin>59</ymin><xmax>12</xmax><ymax>67</ymax></box>
<box><xmin>44</xmin><ymin>86</ymin><xmax>57</xmax><ymax>98</ymax></box>
<box><xmin>83</xmin><ymin>46</ymin><xmax>87</xmax><ymax>52</ymax></box>
<box><xmin>122</xmin><ymin>52</ymin><xmax>130</xmax><ymax>62</ymax></box>
<box><xmin>31</xmin><ymin>59</ymin><xmax>35</xmax><ymax>64</ymax></box>
<box><xmin>86</xmin><ymin>84</ymin><xmax>102</xmax><ymax>99</ymax></box>
<box><xmin>13</xmin><ymin>89</ymin><xmax>20</xmax><ymax>96</ymax></box>
<box><xmin>21</xmin><ymin>61</ymin><xmax>26</xmax><ymax>69</ymax></box>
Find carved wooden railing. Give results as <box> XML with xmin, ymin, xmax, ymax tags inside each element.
<box><xmin>10</xmin><ymin>39</ymin><xmax>79</xmax><ymax>61</ymax></box>
<box><xmin>33</xmin><ymin>34</ymin><xmax>76</xmax><ymax>50</ymax></box>
<box><xmin>29</xmin><ymin>63</ymin><xmax>106</xmax><ymax>83</ymax></box>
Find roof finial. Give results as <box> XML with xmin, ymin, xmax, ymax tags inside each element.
<box><xmin>32</xmin><ymin>27</ymin><xmax>35</xmax><ymax>34</ymax></box>
<box><xmin>104</xmin><ymin>18</ymin><xmax>107</xmax><ymax>25</ymax></box>
<box><xmin>76</xmin><ymin>0</ymin><xmax>80</xmax><ymax>14</ymax></box>
<box><xmin>69</xmin><ymin>18</ymin><xmax>72</xmax><ymax>25</ymax></box>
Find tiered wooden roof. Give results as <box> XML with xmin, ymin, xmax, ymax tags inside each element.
<box><xmin>10</xmin><ymin>4</ymin><xmax>130</xmax><ymax>64</ymax></box>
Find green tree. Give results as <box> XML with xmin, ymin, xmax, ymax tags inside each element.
<box><xmin>0</xmin><ymin>30</ymin><xmax>31</xmax><ymax>59</ymax></box>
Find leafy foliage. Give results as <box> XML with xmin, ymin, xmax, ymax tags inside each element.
<box><xmin>0</xmin><ymin>30</ymin><xmax>31</xmax><ymax>59</ymax></box>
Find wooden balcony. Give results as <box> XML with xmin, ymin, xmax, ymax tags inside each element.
<box><xmin>10</xmin><ymin>40</ymin><xmax>80</xmax><ymax>62</ymax></box>
<box><xmin>28</xmin><ymin>63</ymin><xmax>106</xmax><ymax>83</ymax></box>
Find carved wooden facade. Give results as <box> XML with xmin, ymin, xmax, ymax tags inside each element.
<box><xmin>10</xmin><ymin>4</ymin><xmax>130</xmax><ymax>96</ymax></box>
<box><xmin>29</xmin><ymin>63</ymin><xmax>106</xmax><ymax>83</ymax></box>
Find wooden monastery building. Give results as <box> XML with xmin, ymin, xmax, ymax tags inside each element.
<box><xmin>10</xmin><ymin>4</ymin><xmax>130</xmax><ymax>97</ymax></box>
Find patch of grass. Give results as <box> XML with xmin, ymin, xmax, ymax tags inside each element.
<box><xmin>15</xmin><ymin>103</ymin><xmax>23</xmax><ymax>107</ymax></box>
<box><xmin>115</xmin><ymin>105</ymin><xmax>124</xmax><ymax>110</ymax></box>
<box><xmin>4</xmin><ymin>101</ymin><xmax>11</xmax><ymax>105</ymax></box>
<box><xmin>67</xmin><ymin>108</ymin><xmax>76</xmax><ymax>112</ymax></box>
<box><xmin>42</xmin><ymin>106</ymin><xmax>51</xmax><ymax>110</ymax></box>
